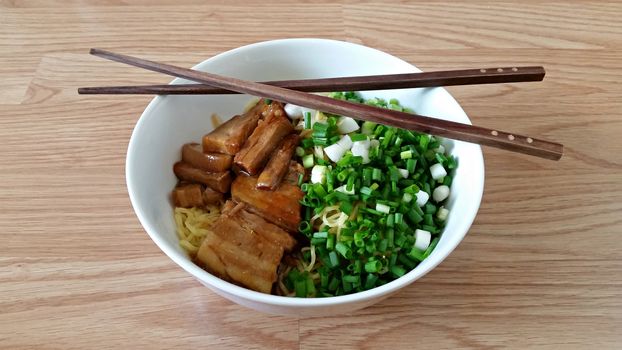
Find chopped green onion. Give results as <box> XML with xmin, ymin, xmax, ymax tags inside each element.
<box><xmin>421</xmin><ymin>225</ymin><xmax>437</xmax><ymax>233</ymax></box>
<box><xmin>375</xmin><ymin>203</ymin><xmax>391</xmax><ymax>214</ymax></box>
<box><xmin>382</xmin><ymin>128</ymin><xmax>395</xmax><ymax>148</ymax></box>
<box><xmin>437</xmin><ymin>207</ymin><xmax>449</xmax><ymax>221</ymax></box>
<box><xmin>313</xmin><ymin>137</ymin><xmax>329</xmax><ymax>146</ymax></box>
<box><xmin>364</xmin><ymin>260</ymin><xmax>382</xmax><ymax>273</ymax></box>
<box><xmin>350</xmin><ymin>133</ymin><xmax>368</xmax><ymax>142</ymax></box>
<box><xmin>299</xmin><ymin>221</ymin><xmax>312</xmax><ymax>235</ymax></box>
<box><xmin>413</xmin><ymin>204</ymin><xmax>424</xmax><ymax>216</ymax></box>
<box><xmin>423</xmin><ymin>237</ymin><xmax>440</xmax><ymax>258</ymax></box>
<box><xmin>326</xmin><ymin>171</ymin><xmax>334</xmax><ymax>191</ymax></box>
<box><xmin>409</xmin><ymin>247</ymin><xmax>425</xmax><ymax>261</ymax></box>
<box><xmin>419</xmin><ymin>135</ymin><xmax>430</xmax><ymax>151</ymax></box>
<box><xmin>335</xmin><ymin>242</ymin><xmax>352</xmax><ymax>259</ymax></box>
<box><xmin>390</xmin><ymin>265</ymin><xmax>406</xmax><ymax>277</ymax></box>
<box><xmin>302</xmin><ymin>154</ymin><xmax>314</xmax><ymax>168</ymax></box>
<box><xmin>407</xmin><ymin>209</ymin><xmax>423</xmax><ymax>224</ymax></box>
<box><xmin>326</xmin><ymin>234</ymin><xmax>335</xmax><ymax>250</ymax></box>
<box><xmin>294</xmin><ymin>279</ymin><xmax>307</xmax><ymax>297</ymax></box>
<box><xmin>361</xmin><ymin>121</ymin><xmax>377</xmax><ymax>135</ymax></box>
<box><xmin>360</xmin><ymin>186</ymin><xmax>373</xmax><ymax>196</ymax></box>
<box><xmin>372</xmin><ymin>168</ymin><xmax>382</xmax><ymax>181</ymax></box>
<box><xmin>402</xmin><ymin>192</ymin><xmax>413</xmax><ymax>203</ymax></box>
<box><xmin>406</xmin><ymin>158</ymin><xmax>417</xmax><ymax>174</ymax></box>
<box><xmin>295</xmin><ymin>146</ymin><xmax>305</xmax><ymax>157</ymax></box>
<box><xmin>328</xmin><ymin>276</ymin><xmax>339</xmax><ymax>291</ymax></box>
<box><xmin>301</xmin><ymin>138</ymin><xmax>314</xmax><ymax>148</ymax></box>
<box><xmin>394</xmin><ymin>136</ymin><xmax>403</xmax><ymax>147</ymax></box>
<box><xmin>378</xmin><ymin>238</ymin><xmax>388</xmax><ymax>252</ymax></box>
<box><xmin>311</xmin><ymin>237</ymin><xmax>326</xmax><ymax>245</ymax></box>
<box><xmin>398</xmin><ymin>253</ymin><xmax>417</xmax><ymax>269</ymax></box>
<box><xmin>389</xmin><ymin>166</ymin><xmax>400</xmax><ymax>182</ymax></box>
<box><xmin>300</xmin><ymin>183</ymin><xmax>310</xmax><ymax>192</ymax></box>
<box><xmin>343</xmin><ymin>275</ymin><xmax>360</xmax><ymax>284</ymax></box>
<box><xmin>443</xmin><ymin>175</ymin><xmax>453</xmax><ymax>187</ymax></box>
<box><xmin>313</xmin><ymin>231</ymin><xmax>329</xmax><ymax>239</ymax></box>
<box><xmin>313</xmin><ymin>183</ymin><xmax>327</xmax><ymax>197</ymax></box>
<box><xmin>424</xmin><ymin>213</ymin><xmax>434</xmax><ymax>226</ymax></box>
<box><xmin>424</xmin><ymin>203</ymin><xmax>437</xmax><ymax>214</ymax></box>
<box><xmin>337</xmin><ymin>168</ymin><xmax>351</xmax><ymax>182</ymax></box>
<box><xmin>328</xmin><ymin>251</ymin><xmax>339</xmax><ymax>267</ymax></box>
<box><xmin>394</xmin><ymin>212</ymin><xmax>404</xmax><ymax>225</ymax></box>
<box><xmin>386</xmin><ymin>213</ymin><xmax>395</xmax><ymax>228</ymax></box>
<box><xmin>374</xmin><ymin>125</ymin><xmax>385</xmax><ymax>137</ymax></box>
<box><xmin>402</xmin><ymin>184</ymin><xmax>418</xmax><ymax>194</ymax></box>
<box><xmin>313</xmin><ymin>121</ymin><xmax>328</xmax><ymax>132</ymax></box>
<box><xmin>292</xmin><ymin>92</ymin><xmax>451</xmax><ymax>298</ymax></box>
<box><xmin>364</xmin><ymin>273</ymin><xmax>378</xmax><ymax>289</ymax></box>
<box><xmin>340</xmin><ymin>201</ymin><xmax>354</xmax><ymax>215</ymax></box>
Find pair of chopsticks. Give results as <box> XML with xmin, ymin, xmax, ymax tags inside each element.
<box><xmin>80</xmin><ymin>48</ymin><xmax>563</xmax><ymax>160</ymax></box>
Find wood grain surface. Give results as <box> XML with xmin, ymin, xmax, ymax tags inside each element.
<box><xmin>1</xmin><ymin>1</ymin><xmax>621</xmax><ymax>349</ymax></box>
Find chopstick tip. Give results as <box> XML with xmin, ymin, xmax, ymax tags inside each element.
<box><xmin>90</xmin><ymin>48</ymin><xmax>109</xmax><ymax>57</ymax></box>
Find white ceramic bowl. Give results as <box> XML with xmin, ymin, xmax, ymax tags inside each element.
<box><xmin>126</xmin><ymin>38</ymin><xmax>484</xmax><ymax>316</ymax></box>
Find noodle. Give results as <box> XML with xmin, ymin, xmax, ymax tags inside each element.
<box><xmin>174</xmin><ymin>206</ymin><xmax>221</xmax><ymax>257</ymax></box>
<box><xmin>300</xmin><ymin>245</ymin><xmax>317</xmax><ymax>272</ymax></box>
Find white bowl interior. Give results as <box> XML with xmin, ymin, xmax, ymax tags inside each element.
<box><xmin>126</xmin><ymin>39</ymin><xmax>484</xmax><ymax>316</ymax></box>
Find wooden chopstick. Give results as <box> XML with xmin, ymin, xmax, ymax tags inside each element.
<box><xmin>87</xmin><ymin>48</ymin><xmax>563</xmax><ymax>160</ymax></box>
<box><xmin>77</xmin><ymin>66</ymin><xmax>545</xmax><ymax>95</ymax></box>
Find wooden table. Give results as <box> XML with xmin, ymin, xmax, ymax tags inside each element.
<box><xmin>1</xmin><ymin>1</ymin><xmax>621</xmax><ymax>349</ymax></box>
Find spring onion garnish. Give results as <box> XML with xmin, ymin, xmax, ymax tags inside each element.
<box><xmin>432</xmin><ymin>185</ymin><xmax>450</xmax><ymax>202</ymax></box>
<box><xmin>415</xmin><ymin>190</ymin><xmax>430</xmax><ymax>207</ymax></box>
<box><xmin>437</xmin><ymin>206</ymin><xmax>450</xmax><ymax>221</ymax></box>
<box><xmin>288</xmin><ymin>92</ymin><xmax>457</xmax><ymax>297</ymax></box>
<box><xmin>302</xmin><ymin>154</ymin><xmax>314</xmax><ymax>168</ymax></box>
<box><xmin>337</xmin><ymin>116</ymin><xmax>360</xmax><ymax>134</ymax></box>
<box><xmin>429</xmin><ymin>163</ymin><xmax>447</xmax><ymax>180</ymax></box>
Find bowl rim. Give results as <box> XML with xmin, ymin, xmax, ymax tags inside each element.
<box><xmin>126</xmin><ymin>38</ymin><xmax>485</xmax><ymax>308</ymax></box>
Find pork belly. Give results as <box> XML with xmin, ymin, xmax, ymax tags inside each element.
<box><xmin>233</xmin><ymin>102</ymin><xmax>294</xmax><ymax>175</ymax></box>
<box><xmin>195</xmin><ymin>210</ymin><xmax>284</xmax><ymax>293</ymax></box>
<box><xmin>284</xmin><ymin>161</ymin><xmax>306</xmax><ymax>186</ymax></box>
<box><xmin>202</xmin><ymin>100</ymin><xmax>266</xmax><ymax>155</ymax></box>
<box><xmin>182</xmin><ymin>143</ymin><xmax>232</xmax><ymax>172</ymax></box>
<box><xmin>173</xmin><ymin>162</ymin><xmax>231</xmax><ymax>193</ymax></box>
<box><xmin>231</xmin><ymin>175</ymin><xmax>303</xmax><ymax>232</ymax></box>
<box><xmin>172</xmin><ymin>184</ymin><xmax>204</xmax><ymax>208</ymax></box>
<box><xmin>256</xmin><ymin>134</ymin><xmax>299</xmax><ymax>190</ymax></box>
<box><xmin>202</xmin><ymin>187</ymin><xmax>224</xmax><ymax>205</ymax></box>
<box><xmin>222</xmin><ymin>201</ymin><xmax>296</xmax><ymax>252</ymax></box>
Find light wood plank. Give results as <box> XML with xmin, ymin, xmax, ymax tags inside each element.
<box><xmin>0</xmin><ymin>1</ymin><xmax>620</xmax><ymax>349</ymax></box>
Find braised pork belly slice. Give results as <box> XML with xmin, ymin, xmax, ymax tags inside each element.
<box><xmin>233</xmin><ymin>102</ymin><xmax>294</xmax><ymax>175</ymax></box>
<box><xmin>222</xmin><ymin>201</ymin><xmax>296</xmax><ymax>252</ymax></box>
<box><xmin>202</xmin><ymin>187</ymin><xmax>224</xmax><ymax>206</ymax></box>
<box><xmin>231</xmin><ymin>174</ymin><xmax>303</xmax><ymax>232</ymax></box>
<box><xmin>173</xmin><ymin>162</ymin><xmax>232</xmax><ymax>193</ymax></box>
<box><xmin>172</xmin><ymin>184</ymin><xmax>204</xmax><ymax>208</ymax></box>
<box><xmin>202</xmin><ymin>100</ymin><xmax>266</xmax><ymax>155</ymax></box>
<box><xmin>256</xmin><ymin>134</ymin><xmax>300</xmax><ymax>191</ymax></box>
<box><xmin>284</xmin><ymin>161</ymin><xmax>306</xmax><ymax>186</ymax></box>
<box><xmin>195</xmin><ymin>211</ymin><xmax>284</xmax><ymax>294</ymax></box>
<box><xmin>182</xmin><ymin>143</ymin><xmax>232</xmax><ymax>173</ymax></box>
